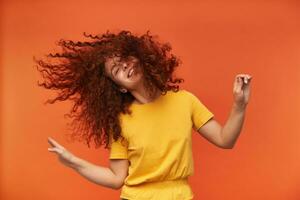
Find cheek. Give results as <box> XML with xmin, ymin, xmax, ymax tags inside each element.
<box><xmin>131</xmin><ymin>73</ymin><xmax>144</xmax><ymax>83</ymax></box>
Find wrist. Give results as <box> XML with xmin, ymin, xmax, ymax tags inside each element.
<box><xmin>232</xmin><ymin>102</ymin><xmax>247</xmax><ymax>112</ymax></box>
<box><xmin>70</xmin><ymin>155</ymin><xmax>84</xmax><ymax>170</ymax></box>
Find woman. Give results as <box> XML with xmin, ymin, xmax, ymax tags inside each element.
<box><xmin>37</xmin><ymin>30</ymin><xmax>252</xmax><ymax>200</ymax></box>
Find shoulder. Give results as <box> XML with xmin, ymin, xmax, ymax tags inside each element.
<box><xmin>168</xmin><ymin>88</ymin><xmax>190</xmax><ymax>95</ymax></box>
<box><xmin>167</xmin><ymin>89</ymin><xmax>195</xmax><ymax>104</ymax></box>
<box><xmin>175</xmin><ymin>89</ymin><xmax>205</xmax><ymax>106</ymax></box>
<box><xmin>173</xmin><ymin>89</ymin><xmax>194</xmax><ymax>99</ymax></box>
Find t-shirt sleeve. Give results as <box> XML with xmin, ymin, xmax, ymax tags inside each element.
<box><xmin>187</xmin><ymin>91</ymin><xmax>214</xmax><ymax>131</ymax></box>
<box><xmin>108</xmin><ymin>133</ymin><xmax>129</xmax><ymax>159</ymax></box>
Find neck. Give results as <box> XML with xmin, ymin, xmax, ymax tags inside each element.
<box><xmin>130</xmin><ymin>87</ymin><xmax>162</xmax><ymax>105</ymax></box>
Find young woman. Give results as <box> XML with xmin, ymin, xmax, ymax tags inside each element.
<box><xmin>38</xmin><ymin>30</ymin><xmax>252</xmax><ymax>200</ymax></box>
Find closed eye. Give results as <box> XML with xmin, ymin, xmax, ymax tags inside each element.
<box><xmin>115</xmin><ymin>67</ymin><xmax>119</xmax><ymax>75</ymax></box>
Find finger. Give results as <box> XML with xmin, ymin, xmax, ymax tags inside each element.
<box><xmin>48</xmin><ymin>147</ymin><xmax>63</xmax><ymax>154</ymax></box>
<box><xmin>240</xmin><ymin>76</ymin><xmax>249</xmax><ymax>84</ymax></box>
<box><xmin>245</xmin><ymin>75</ymin><xmax>253</xmax><ymax>84</ymax></box>
<box><xmin>234</xmin><ymin>76</ymin><xmax>242</xmax><ymax>85</ymax></box>
<box><xmin>48</xmin><ymin>147</ymin><xmax>58</xmax><ymax>153</ymax></box>
<box><xmin>47</xmin><ymin>137</ymin><xmax>58</xmax><ymax>147</ymax></box>
<box><xmin>48</xmin><ymin>137</ymin><xmax>64</xmax><ymax>149</ymax></box>
<box><xmin>235</xmin><ymin>75</ymin><xmax>245</xmax><ymax>83</ymax></box>
<box><xmin>246</xmin><ymin>75</ymin><xmax>252</xmax><ymax>81</ymax></box>
<box><xmin>235</xmin><ymin>74</ymin><xmax>252</xmax><ymax>85</ymax></box>
<box><xmin>236</xmin><ymin>74</ymin><xmax>251</xmax><ymax>78</ymax></box>
<box><xmin>236</xmin><ymin>74</ymin><xmax>247</xmax><ymax>78</ymax></box>
<box><xmin>234</xmin><ymin>76</ymin><xmax>243</xmax><ymax>93</ymax></box>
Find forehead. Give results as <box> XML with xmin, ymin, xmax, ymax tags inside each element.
<box><xmin>105</xmin><ymin>55</ymin><xmax>121</xmax><ymax>65</ymax></box>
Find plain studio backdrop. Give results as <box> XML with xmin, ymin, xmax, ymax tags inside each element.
<box><xmin>0</xmin><ymin>0</ymin><xmax>299</xmax><ymax>199</ymax></box>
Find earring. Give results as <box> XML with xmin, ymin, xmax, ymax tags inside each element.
<box><xmin>120</xmin><ymin>88</ymin><xmax>127</xmax><ymax>93</ymax></box>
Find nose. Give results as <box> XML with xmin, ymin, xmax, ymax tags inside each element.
<box><xmin>122</xmin><ymin>63</ymin><xmax>128</xmax><ymax>70</ymax></box>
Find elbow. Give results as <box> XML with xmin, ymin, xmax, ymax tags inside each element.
<box><xmin>223</xmin><ymin>145</ymin><xmax>234</xmax><ymax>149</ymax></box>
<box><xmin>222</xmin><ymin>143</ymin><xmax>234</xmax><ymax>149</ymax></box>
<box><xmin>111</xmin><ymin>184</ymin><xmax>120</xmax><ymax>190</ymax></box>
<box><xmin>220</xmin><ymin>137</ymin><xmax>234</xmax><ymax>149</ymax></box>
<box><xmin>111</xmin><ymin>182</ymin><xmax>121</xmax><ymax>190</ymax></box>
<box><xmin>221</xmin><ymin>141</ymin><xmax>234</xmax><ymax>149</ymax></box>
<box><xmin>112</xmin><ymin>179</ymin><xmax>124</xmax><ymax>190</ymax></box>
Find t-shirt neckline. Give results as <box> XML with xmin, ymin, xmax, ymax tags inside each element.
<box><xmin>131</xmin><ymin>90</ymin><xmax>170</xmax><ymax>107</ymax></box>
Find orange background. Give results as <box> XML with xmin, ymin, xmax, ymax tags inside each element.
<box><xmin>1</xmin><ymin>0</ymin><xmax>300</xmax><ymax>199</ymax></box>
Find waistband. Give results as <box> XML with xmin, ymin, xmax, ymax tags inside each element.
<box><xmin>121</xmin><ymin>178</ymin><xmax>193</xmax><ymax>199</ymax></box>
<box><xmin>124</xmin><ymin>178</ymin><xmax>190</xmax><ymax>189</ymax></box>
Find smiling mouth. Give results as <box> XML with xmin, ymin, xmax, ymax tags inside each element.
<box><xmin>127</xmin><ymin>67</ymin><xmax>134</xmax><ymax>78</ymax></box>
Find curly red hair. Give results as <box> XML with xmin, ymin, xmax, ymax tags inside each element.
<box><xmin>34</xmin><ymin>30</ymin><xmax>184</xmax><ymax>149</ymax></box>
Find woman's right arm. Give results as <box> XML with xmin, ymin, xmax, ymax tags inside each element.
<box><xmin>47</xmin><ymin>137</ymin><xmax>129</xmax><ymax>190</ymax></box>
<box><xmin>72</xmin><ymin>156</ymin><xmax>129</xmax><ymax>189</ymax></box>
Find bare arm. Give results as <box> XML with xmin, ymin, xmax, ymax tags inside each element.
<box><xmin>72</xmin><ymin>157</ymin><xmax>129</xmax><ymax>189</ymax></box>
<box><xmin>196</xmin><ymin>118</ymin><xmax>225</xmax><ymax>148</ymax></box>
<box><xmin>197</xmin><ymin>74</ymin><xmax>252</xmax><ymax>149</ymax></box>
<box><xmin>47</xmin><ymin>137</ymin><xmax>129</xmax><ymax>189</ymax></box>
<box><xmin>197</xmin><ymin>104</ymin><xmax>246</xmax><ymax>149</ymax></box>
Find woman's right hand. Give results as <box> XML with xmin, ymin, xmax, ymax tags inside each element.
<box><xmin>47</xmin><ymin>137</ymin><xmax>77</xmax><ymax>169</ymax></box>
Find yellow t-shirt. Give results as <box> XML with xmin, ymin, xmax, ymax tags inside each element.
<box><xmin>109</xmin><ymin>89</ymin><xmax>214</xmax><ymax>200</ymax></box>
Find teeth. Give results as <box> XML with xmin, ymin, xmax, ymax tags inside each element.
<box><xmin>128</xmin><ymin>68</ymin><xmax>134</xmax><ymax>77</ymax></box>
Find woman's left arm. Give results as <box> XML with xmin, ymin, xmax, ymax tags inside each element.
<box><xmin>197</xmin><ymin>74</ymin><xmax>252</xmax><ymax>149</ymax></box>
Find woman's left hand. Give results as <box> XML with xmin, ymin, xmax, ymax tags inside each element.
<box><xmin>233</xmin><ymin>74</ymin><xmax>252</xmax><ymax>108</ymax></box>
